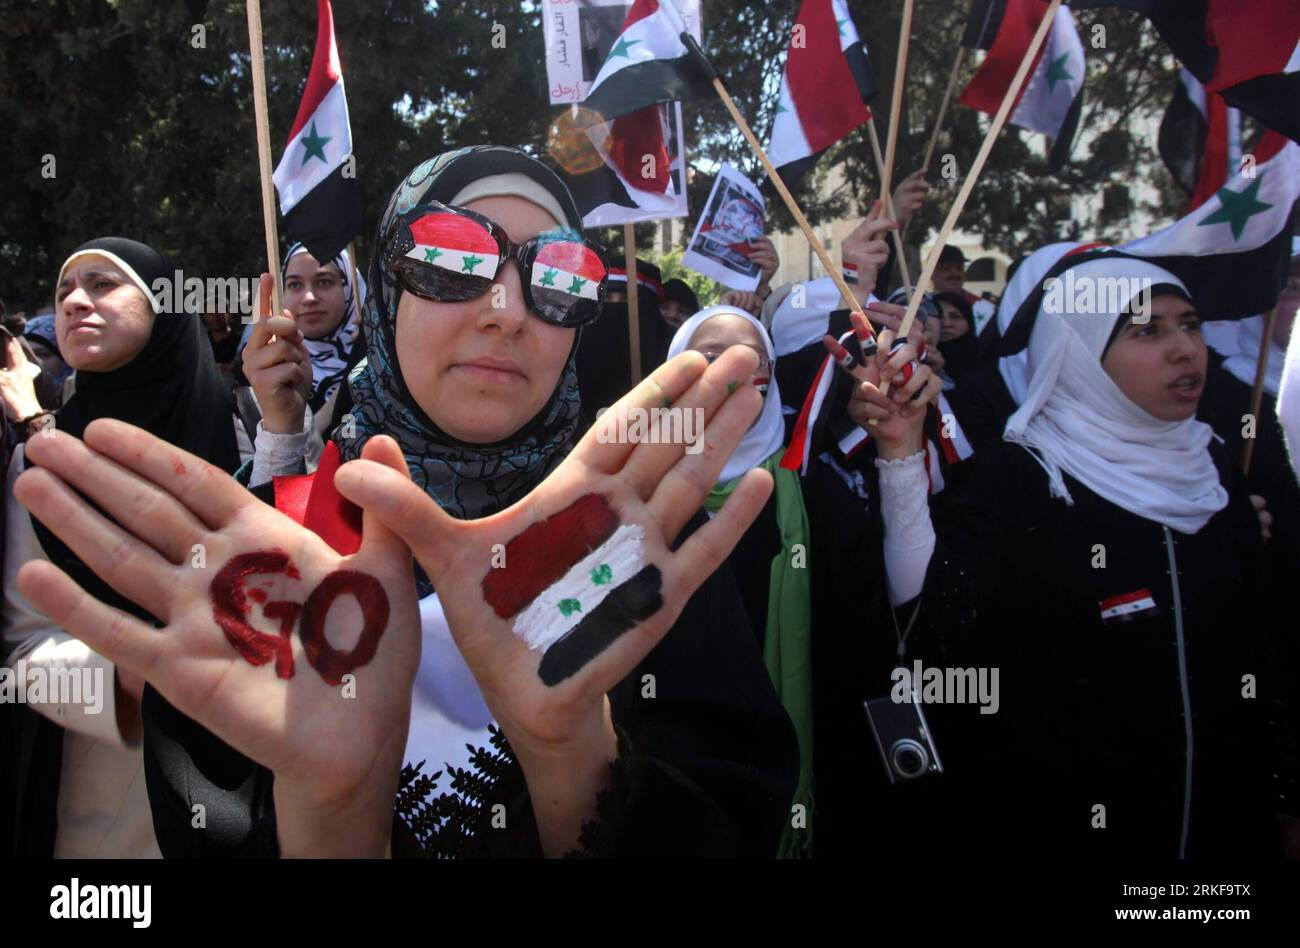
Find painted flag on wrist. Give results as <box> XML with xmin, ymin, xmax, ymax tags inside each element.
<box><xmin>767</xmin><ymin>0</ymin><xmax>877</xmax><ymax>189</ymax></box>
<box><xmin>271</xmin><ymin>0</ymin><xmax>360</xmax><ymax>264</ymax></box>
<box><xmin>1069</xmin><ymin>0</ymin><xmax>1300</xmax><ymax>141</ymax></box>
<box><xmin>482</xmin><ymin>494</ymin><xmax>664</xmax><ymax>687</ymax></box>
<box><xmin>580</xmin><ymin>0</ymin><xmax>714</xmax><ymax>121</ymax></box>
<box><xmin>960</xmin><ymin>0</ymin><xmax>1085</xmax><ymax>169</ymax></box>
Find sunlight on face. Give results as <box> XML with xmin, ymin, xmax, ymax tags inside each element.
<box><xmin>54</xmin><ymin>254</ymin><xmax>155</xmax><ymax>372</ymax></box>
<box><xmin>1101</xmin><ymin>293</ymin><xmax>1206</xmax><ymax>422</ymax></box>
<box><xmin>394</xmin><ymin>195</ymin><xmax>576</xmax><ymax>444</ymax></box>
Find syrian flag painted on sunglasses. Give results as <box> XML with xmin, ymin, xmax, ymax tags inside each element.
<box><xmin>531</xmin><ymin>242</ymin><xmax>605</xmax><ymax>302</ymax></box>
<box><xmin>581</xmin><ymin>0</ymin><xmax>714</xmax><ymax>121</ymax></box>
<box><xmin>271</xmin><ymin>0</ymin><xmax>360</xmax><ymax>264</ymax></box>
<box><xmin>767</xmin><ymin>0</ymin><xmax>877</xmax><ymax>189</ymax></box>
<box><xmin>404</xmin><ymin>213</ymin><xmax>501</xmax><ymax>281</ymax></box>
<box><xmin>481</xmin><ymin>494</ymin><xmax>664</xmax><ymax>687</ymax></box>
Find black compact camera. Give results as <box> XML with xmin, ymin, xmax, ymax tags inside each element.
<box><xmin>863</xmin><ymin>690</ymin><xmax>943</xmax><ymax>784</ymax></box>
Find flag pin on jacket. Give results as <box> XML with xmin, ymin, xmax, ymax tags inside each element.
<box><xmin>1099</xmin><ymin>588</ymin><xmax>1159</xmax><ymax>624</ymax></box>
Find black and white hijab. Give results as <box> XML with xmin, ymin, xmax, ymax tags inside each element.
<box><xmin>280</xmin><ymin>241</ymin><xmax>365</xmax><ymax>412</ymax></box>
<box><xmin>337</xmin><ymin>146</ymin><xmax>588</xmax><ymax>520</ymax></box>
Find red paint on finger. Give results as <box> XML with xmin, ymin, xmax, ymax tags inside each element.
<box><xmin>171</xmin><ymin>457</ymin><xmax>187</xmax><ymax>476</ymax></box>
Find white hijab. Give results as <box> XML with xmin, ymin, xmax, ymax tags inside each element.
<box><xmin>1202</xmin><ymin>314</ymin><xmax>1285</xmax><ymax>396</ymax></box>
<box><xmin>667</xmin><ymin>305</ymin><xmax>786</xmax><ymax>485</ymax></box>
<box><xmin>996</xmin><ymin>242</ymin><xmax>1082</xmax><ymax>404</ymax></box>
<box><xmin>1003</xmin><ymin>258</ymin><xmax>1228</xmax><ymax>534</ymax></box>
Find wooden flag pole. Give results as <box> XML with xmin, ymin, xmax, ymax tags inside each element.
<box><xmin>709</xmin><ymin>77</ymin><xmax>863</xmax><ymax>314</ymax></box>
<box><xmin>246</xmin><ymin>0</ymin><xmax>283</xmax><ymax>321</ymax></box>
<box><xmin>879</xmin><ymin>0</ymin><xmax>914</xmax><ymax>233</ymax></box>
<box><xmin>624</xmin><ymin>222</ymin><xmax>643</xmax><ymax>383</ymax></box>
<box><xmin>922</xmin><ymin>48</ymin><xmax>966</xmax><ymax>173</ymax></box>
<box><xmin>882</xmin><ymin>0</ymin><xmax>1063</xmax><ymax>396</ymax></box>
<box><xmin>1242</xmin><ymin>307</ymin><xmax>1279</xmax><ymax>477</ymax></box>
<box><xmin>866</xmin><ymin>119</ymin><xmax>914</xmax><ymax>296</ymax></box>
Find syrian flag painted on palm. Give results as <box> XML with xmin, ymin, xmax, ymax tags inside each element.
<box><xmin>767</xmin><ymin>0</ymin><xmax>877</xmax><ymax>189</ymax></box>
<box><xmin>481</xmin><ymin>494</ymin><xmax>663</xmax><ymax>687</ymax></box>
<box><xmin>961</xmin><ymin>0</ymin><xmax>1085</xmax><ymax>168</ymax></box>
<box><xmin>580</xmin><ymin>0</ymin><xmax>714</xmax><ymax>121</ymax></box>
<box><xmin>1119</xmin><ymin>138</ymin><xmax>1300</xmax><ymax>318</ymax></box>
<box><xmin>1069</xmin><ymin>0</ymin><xmax>1300</xmax><ymax>141</ymax></box>
<box><xmin>271</xmin><ymin>0</ymin><xmax>360</xmax><ymax>264</ymax></box>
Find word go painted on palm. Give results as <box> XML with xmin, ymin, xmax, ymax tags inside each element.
<box><xmin>594</xmin><ymin>405</ymin><xmax>706</xmax><ymax>455</ymax></box>
<box><xmin>1041</xmin><ymin>272</ymin><xmax>1155</xmax><ymax>322</ymax></box>
<box><xmin>891</xmin><ymin>660</ymin><xmax>1000</xmax><ymax>715</ymax></box>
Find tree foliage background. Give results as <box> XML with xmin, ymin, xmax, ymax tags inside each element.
<box><xmin>0</xmin><ymin>0</ymin><xmax>1206</xmax><ymax>312</ymax></box>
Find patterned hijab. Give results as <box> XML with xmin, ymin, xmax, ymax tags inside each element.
<box><xmin>281</xmin><ymin>241</ymin><xmax>365</xmax><ymax>412</ymax></box>
<box><xmin>336</xmin><ymin>146</ymin><xmax>587</xmax><ymax>519</ymax></box>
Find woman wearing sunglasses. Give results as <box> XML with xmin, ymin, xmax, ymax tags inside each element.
<box><xmin>13</xmin><ymin>146</ymin><xmax>798</xmax><ymax>858</ymax></box>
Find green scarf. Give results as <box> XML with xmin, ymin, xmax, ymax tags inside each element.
<box><xmin>704</xmin><ymin>449</ymin><xmax>814</xmax><ymax>858</ymax></box>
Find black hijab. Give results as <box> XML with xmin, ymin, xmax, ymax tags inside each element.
<box><xmin>32</xmin><ymin>237</ymin><xmax>239</xmax><ymax>618</ymax></box>
<box><xmin>932</xmin><ymin>290</ymin><xmax>981</xmax><ymax>381</ymax></box>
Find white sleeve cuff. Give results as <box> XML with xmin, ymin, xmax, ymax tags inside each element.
<box><xmin>875</xmin><ymin>450</ymin><xmax>936</xmax><ymax>606</ymax></box>
<box><xmin>249</xmin><ymin>414</ymin><xmax>312</xmax><ymax>487</ymax></box>
<box><xmin>3</xmin><ymin>634</ymin><xmax>129</xmax><ymax>746</ymax></box>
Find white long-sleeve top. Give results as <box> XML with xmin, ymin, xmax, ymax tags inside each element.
<box><xmin>1</xmin><ymin>445</ymin><xmax>160</xmax><ymax>858</ymax></box>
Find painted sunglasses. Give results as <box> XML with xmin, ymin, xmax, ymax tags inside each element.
<box><xmin>382</xmin><ymin>202</ymin><xmax>609</xmax><ymax>328</ymax></box>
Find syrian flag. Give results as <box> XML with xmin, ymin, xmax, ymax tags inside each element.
<box><xmin>1000</xmin><ymin>140</ymin><xmax>1300</xmax><ymax>352</ymax></box>
<box><xmin>481</xmin><ymin>494</ymin><xmax>663</xmax><ymax>687</ymax></box>
<box><xmin>530</xmin><ymin>241</ymin><xmax>605</xmax><ymax>302</ymax></box>
<box><xmin>767</xmin><ymin>0</ymin><xmax>877</xmax><ymax>189</ymax></box>
<box><xmin>1099</xmin><ymin>589</ymin><xmax>1158</xmax><ymax>624</ymax></box>
<box><xmin>271</xmin><ymin>0</ymin><xmax>359</xmax><ymax>264</ymax></box>
<box><xmin>580</xmin><ymin>0</ymin><xmax>714</xmax><ymax>122</ymax></box>
<box><xmin>558</xmin><ymin>103</ymin><xmax>689</xmax><ymax>227</ymax></box>
<box><xmin>1119</xmin><ymin>138</ymin><xmax>1300</xmax><ymax>317</ymax></box>
<box><xmin>404</xmin><ymin>213</ymin><xmax>501</xmax><ymax>281</ymax></box>
<box><xmin>1158</xmin><ymin>68</ymin><xmax>1240</xmax><ymax>210</ymax></box>
<box><xmin>1069</xmin><ymin>0</ymin><xmax>1300</xmax><ymax>142</ymax></box>
<box><xmin>961</xmin><ymin>0</ymin><xmax>1085</xmax><ymax>168</ymax></box>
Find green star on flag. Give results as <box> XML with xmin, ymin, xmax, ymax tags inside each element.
<box><xmin>607</xmin><ymin>36</ymin><xmax>640</xmax><ymax>60</ymax></box>
<box><xmin>590</xmin><ymin>564</ymin><xmax>613</xmax><ymax>586</ymax></box>
<box><xmin>836</xmin><ymin>18</ymin><xmax>848</xmax><ymax>36</ymax></box>
<box><xmin>568</xmin><ymin>276</ymin><xmax>587</xmax><ymax>294</ymax></box>
<box><xmin>461</xmin><ymin>254</ymin><xmax>485</xmax><ymax>273</ymax></box>
<box><xmin>424</xmin><ymin>247</ymin><xmax>443</xmax><ymax>263</ymax></box>
<box><xmin>299</xmin><ymin>120</ymin><xmax>332</xmax><ymax>166</ymax></box>
<box><xmin>558</xmin><ymin>598</ymin><xmax>582</xmax><ymax>618</ymax></box>
<box><xmin>1046</xmin><ymin>53</ymin><xmax>1074</xmax><ymax>94</ymax></box>
<box><xmin>1198</xmin><ymin>173</ymin><xmax>1273</xmax><ymax>241</ymax></box>
<box><xmin>539</xmin><ymin>267</ymin><xmax>558</xmax><ymax>287</ymax></box>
